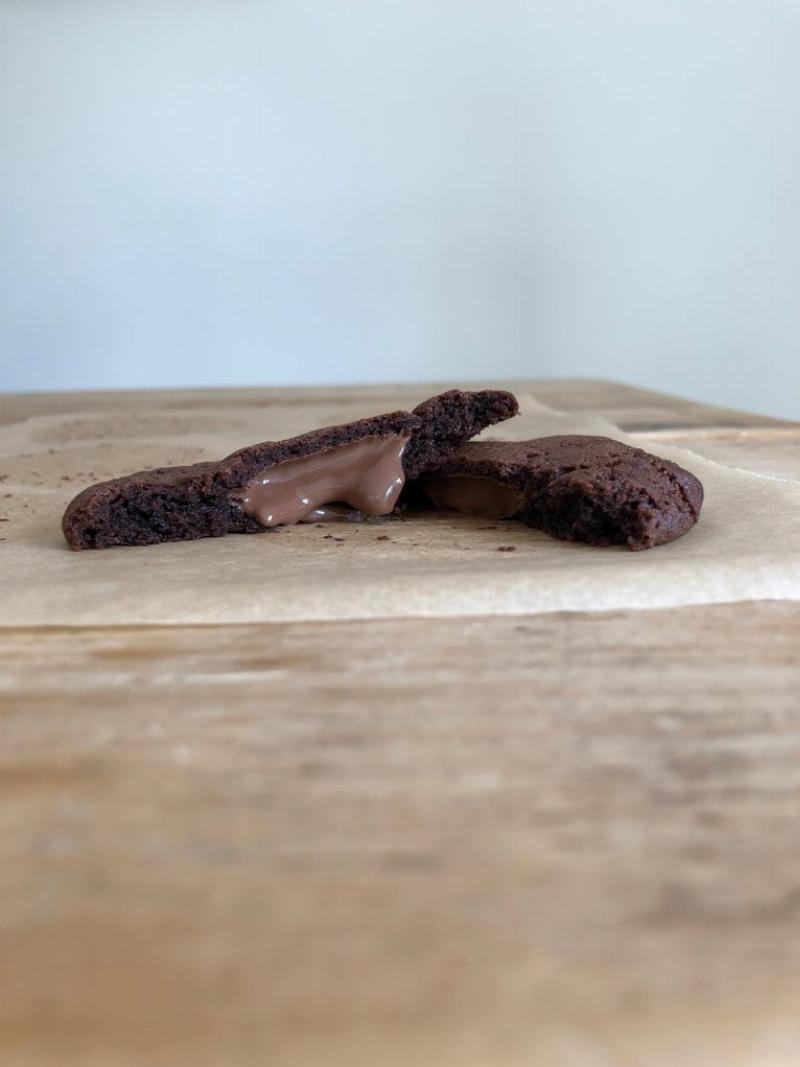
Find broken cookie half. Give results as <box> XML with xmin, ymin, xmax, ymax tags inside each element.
<box><xmin>413</xmin><ymin>436</ymin><xmax>703</xmax><ymax>550</ymax></box>
<box><xmin>62</xmin><ymin>389</ymin><xmax>518</xmax><ymax>549</ymax></box>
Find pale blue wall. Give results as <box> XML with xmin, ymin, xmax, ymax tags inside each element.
<box><xmin>2</xmin><ymin>0</ymin><xmax>799</xmax><ymax>417</ymax></box>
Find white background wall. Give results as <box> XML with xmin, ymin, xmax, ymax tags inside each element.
<box><xmin>1</xmin><ymin>0</ymin><xmax>799</xmax><ymax>418</ymax></box>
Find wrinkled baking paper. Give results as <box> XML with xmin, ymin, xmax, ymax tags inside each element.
<box><xmin>1</xmin><ymin>391</ymin><xmax>798</xmax><ymax>626</ymax></box>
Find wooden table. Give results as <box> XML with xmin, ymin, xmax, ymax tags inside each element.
<box><xmin>2</xmin><ymin>381</ymin><xmax>799</xmax><ymax>1067</ymax></box>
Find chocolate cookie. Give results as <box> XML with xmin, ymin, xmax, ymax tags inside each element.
<box><xmin>415</xmin><ymin>436</ymin><xmax>703</xmax><ymax>550</ymax></box>
<box><xmin>62</xmin><ymin>389</ymin><xmax>518</xmax><ymax>549</ymax></box>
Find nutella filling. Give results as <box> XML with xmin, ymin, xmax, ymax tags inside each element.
<box><xmin>421</xmin><ymin>474</ymin><xmax>524</xmax><ymax>519</ymax></box>
<box><xmin>233</xmin><ymin>433</ymin><xmax>410</xmax><ymax>527</ymax></box>
<box><xmin>300</xmin><ymin>505</ymin><xmax>368</xmax><ymax>524</ymax></box>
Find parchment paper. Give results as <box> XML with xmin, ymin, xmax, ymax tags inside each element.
<box><xmin>1</xmin><ymin>390</ymin><xmax>798</xmax><ymax>626</ymax></box>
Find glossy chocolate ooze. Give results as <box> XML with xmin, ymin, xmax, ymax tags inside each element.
<box><xmin>420</xmin><ymin>474</ymin><xmax>524</xmax><ymax>519</ymax></box>
<box><xmin>232</xmin><ymin>433</ymin><xmax>410</xmax><ymax>527</ymax></box>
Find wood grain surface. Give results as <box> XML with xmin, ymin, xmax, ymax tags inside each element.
<box><xmin>1</xmin><ymin>380</ymin><xmax>799</xmax><ymax>1067</ymax></box>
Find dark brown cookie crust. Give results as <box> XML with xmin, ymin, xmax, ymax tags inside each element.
<box><xmin>414</xmin><ymin>435</ymin><xmax>704</xmax><ymax>550</ymax></box>
<box><xmin>403</xmin><ymin>389</ymin><xmax>519</xmax><ymax>479</ymax></box>
<box><xmin>62</xmin><ymin>389</ymin><xmax>518</xmax><ymax>550</ymax></box>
